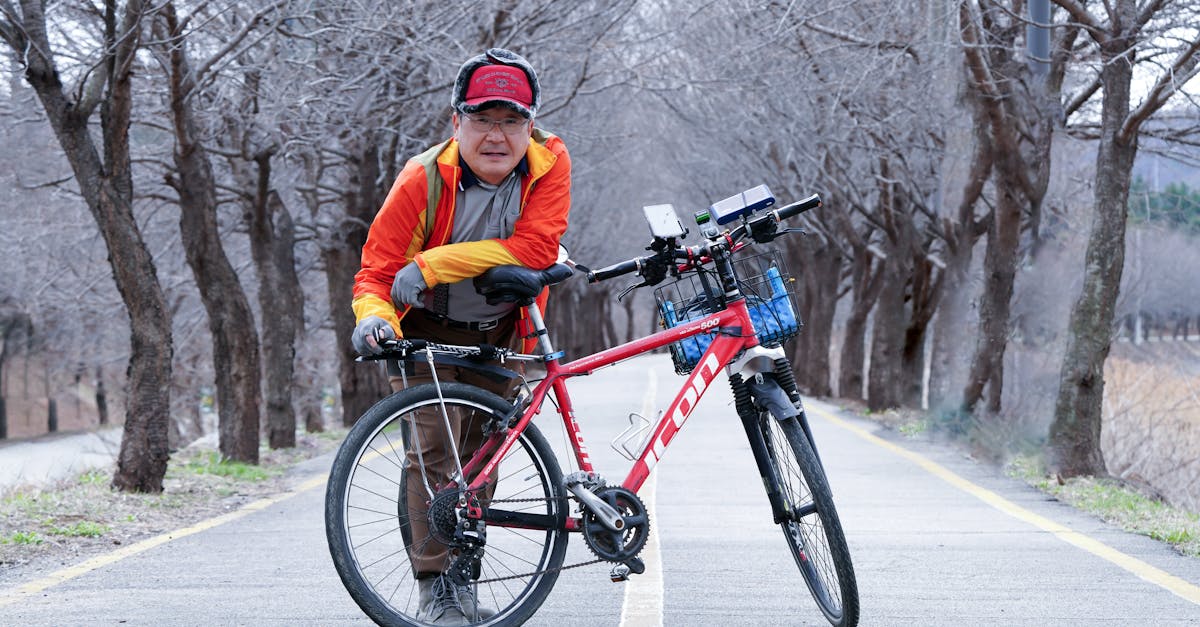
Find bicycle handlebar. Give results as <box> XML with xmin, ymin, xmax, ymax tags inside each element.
<box><xmin>772</xmin><ymin>193</ymin><xmax>821</xmax><ymax>221</ymax></box>
<box><xmin>589</xmin><ymin>193</ymin><xmax>822</xmax><ymax>285</ymax></box>
<box><xmin>587</xmin><ymin>257</ymin><xmax>641</xmax><ymax>283</ymax></box>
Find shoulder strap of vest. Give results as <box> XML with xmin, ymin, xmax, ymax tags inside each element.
<box><xmin>411</xmin><ymin>139</ymin><xmax>454</xmax><ymax>247</ymax></box>
<box><xmin>531</xmin><ymin>127</ymin><xmax>556</xmax><ymax>146</ymax></box>
<box><xmin>412</xmin><ymin>132</ymin><xmax>553</xmax><ymax>247</ymax></box>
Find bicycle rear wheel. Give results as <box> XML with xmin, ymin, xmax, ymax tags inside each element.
<box><xmin>325</xmin><ymin>383</ymin><xmax>568</xmax><ymax>626</ymax></box>
<box><xmin>760</xmin><ymin>412</ymin><xmax>859</xmax><ymax>626</ymax></box>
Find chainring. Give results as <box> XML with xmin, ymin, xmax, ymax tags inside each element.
<box><xmin>581</xmin><ymin>486</ymin><xmax>650</xmax><ymax>562</ymax></box>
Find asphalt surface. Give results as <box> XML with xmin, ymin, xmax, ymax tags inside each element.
<box><xmin>2</xmin><ymin>353</ymin><xmax>1199</xmax><ymax>626</ymax></box>
<box><xmin>0</xmin><ymin>426</ymin><xmax>123</xmax><ymax>493</ymax></box>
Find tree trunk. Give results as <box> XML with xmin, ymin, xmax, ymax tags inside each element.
<box><xmin>900</xmin><ymin>257</ymin><xmax>940</xmax><ymax>407</ymax></box>
<box><xmin>867</xmin><ymin>258</ymin><xmax>908</xmax><ymax>411</ymax></box>
<box><xmin>839</xmin><ymin>250</ymin><xmax>882</xmax><ymax>400</ymax></box>
<box><xmin>928</xmin><ymin>117</ymin><xmax>991</xmax><ymax>411</ymax></box>
<box><xmin>1049</xmin><ymin>32</ymin><xmax>1139</xmax><ymax>478</ymax></box>
<box><xmin>248</xmin><ymin>150</ymin><xmax>302</xmax><ymax>449</ymax></box>
<box><xmin>161</xmin><ymin>6</ymin><xmax>261</xmax><ymax>463</ymax></box>
<box><xmin>8</xmin><ymin>0</ymin><xmax>173</xmax><ymax>491</ymax></box>
<box><xmin>95</xmin><ymin>367</ymin><xmax>109</xmax><ymax>426</ymax></box>
<box><xmin>959</xmin><ymin>161</ymin><xmax>1022</xmax><ymax>415</ymax></box>
<box><xmin>304</xmin><ymin>403</ymin><xmax>324</xmax><ymax>434</ymax></box>
<box><xmin>789</xmin><ymin>236</ymin><xmax>842</xmax><ymax>397</ymax></box>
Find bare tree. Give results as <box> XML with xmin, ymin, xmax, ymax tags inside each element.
<box><xmin>927</xmin><ymin>93</ymin><xmax>993</xmax><ymax>412</ymax></box>
<box><xmin>0</xmin><ymin>0</ymin><xmax>173</xmax><ymax>491</ymax></box>
<box><xmin>211</xmin><ymin>22</ymin><xmax>307</xmax><ymax>448</ymax></box>
<box><xmin>149</xmin><ymin>1</ymin><xmax>281</xmax><ymax>462</ymax></box>
<box><xmin>1049</xmin><ymin>0</ymin><xmax>1200</xmax><ymax>477</ymax></box>
<box><xmin>955</xmin><ymin>0</ymin><xmax>1072</xmax><ymax>418</ymax></box>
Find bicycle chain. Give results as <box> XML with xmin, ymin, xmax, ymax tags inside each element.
<box><xmin>468</xmin><ymin>495</ymin><xmax>606</xmax><ymax>584</ymax></box>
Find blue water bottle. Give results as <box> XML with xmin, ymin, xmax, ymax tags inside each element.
<box><xmin>662</xmin><ymin>299</ymin><xmax>678</xmax><ymax>328</ymax></box>
<box><xmin>766</xmin><ymin>265</ymin><xmax>797</xmax><ymax>335</ymax></box>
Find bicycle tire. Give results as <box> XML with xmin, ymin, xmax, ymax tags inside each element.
<box><xmin>760</xmin><ymin>412</ymin><xmax>859</xmax><ymax>626</ymax></box>
<box><xmin>325</xmin><ymin>382</ymin><xmax>568</xmax><ymax>626</ymax></box>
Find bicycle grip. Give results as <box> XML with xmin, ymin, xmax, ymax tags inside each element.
<box><xmin>774</xmin><ymin>194</ymin><xmax>822</xmax><ymax>221</ymax></box>
<box><xmin>588</xmin><ymin>257</ymin><xmax>641</xmax><ymax>283</ymax></box>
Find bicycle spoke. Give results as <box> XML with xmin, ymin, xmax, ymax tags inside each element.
<box><xmin>327</xmin><ymin>387</ymin><xmax>568</xmax><ymax>625</ymax></box>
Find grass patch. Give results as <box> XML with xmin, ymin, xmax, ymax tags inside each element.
<box><xmin>1007</xmin><ymin>455</ymin><xmax>1200</xmax><ymax>557</ymax></box>
<box><xmin>2</xmin><ymin>531</ymin><xmax>44</xmax><ymax>545</ymax></box>
<box><xmin>77</xmin><ymin>470</ymin><xmax>109</xmax><ymax>486</ymax></box>
<box><xmin>47</xmin><ymin>521</ymin><xmax>109</xmax><ymax>538</ymax></box>
<box><xmin>172</xmin><ymin>452</ymin><xmax>276</xmax><ymax>482</ymax></box>
<box><xmin>898</xmin><ymin>419</ymin><xmax>930</xmax><ymax>438</ymax></box>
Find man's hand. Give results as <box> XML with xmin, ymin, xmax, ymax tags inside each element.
<box><xmin>391</xmin><ymin>263</ymin><xmax>427</xmax><ymax>309</ymax></box>
<box><xmin>351</xmin><ymin>316</ymin><xmax>396</xmax><ymax>356</ymax></box>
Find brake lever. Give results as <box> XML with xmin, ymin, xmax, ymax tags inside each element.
<box><xmin>759</xmin><ymin>227</ymin><xmax>807</xmax><ymax>243</ymax></box>
<box><xmin>617</xmin><ymin>281</ymin><xmax>646</xmax><ymax>301</ymax></box>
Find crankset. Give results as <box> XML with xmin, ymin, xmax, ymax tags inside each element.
<box><xmin>581</xmin><ymin>486</ymin><xmax>650</xmax><ymax>565</ymax></box>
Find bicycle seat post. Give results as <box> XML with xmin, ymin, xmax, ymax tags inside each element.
<box><xmin>523</xmin><ymin>301</ymin><xmax>558</xmax><ymax>358</ymax></box>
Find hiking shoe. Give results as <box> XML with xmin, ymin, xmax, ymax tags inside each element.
<box><xmin>417</xmin><ymin>575</ymin><xmax>468</xmax><ymax>625</ymax></box>
<box><xmin>455</xmin><ymin>581</ymin><xmax>496</xmax><ymax>621</ymax></box>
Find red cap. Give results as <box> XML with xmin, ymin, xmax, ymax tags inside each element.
<box><xmin>463</xmin><ymin>65</ymin><xmax>534</xmax><ymax>113</ymax></box>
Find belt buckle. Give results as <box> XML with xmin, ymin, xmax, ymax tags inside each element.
<box><xmin>476</xmin><ymin>318</ymin><xmax>500</xmax><ymax>331</ymax></box>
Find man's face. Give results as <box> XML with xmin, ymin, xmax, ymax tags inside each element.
<box><xmin>454</xmin><ymin>107</ymin><xmax>532</xmax><ymax>185</ymax></box>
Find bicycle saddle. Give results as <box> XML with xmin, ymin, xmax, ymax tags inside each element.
<box><xmin>474</xmin><ymin>264</ymin><xmax>574</xmax><ymax>305</ymax></box>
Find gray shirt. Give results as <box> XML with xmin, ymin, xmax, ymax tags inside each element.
<box><xmin>424</xmin><ymin>166</ymin><xmax>524</xmax><ymax>321</ymax></box>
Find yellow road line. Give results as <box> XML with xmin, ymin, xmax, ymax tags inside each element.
<box><xmin>807</xmin><ymin>404</ymin><xmax>1200</xmax><ymax>606</ymax></box>
<box><xmin>0</xmin><ymin>473</ymin><xmax>328</xmax><ymax>608</ymax></box>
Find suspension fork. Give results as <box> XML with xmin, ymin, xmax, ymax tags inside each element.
<box><xmin>730</xmin><ymin>373</ymin><xmax>793</xmax><ymax>525</ymax></box>
<box><xmin>772</xmin><ymin>357</ymin><xmax>822</xmax><ymax>466</ymax></box>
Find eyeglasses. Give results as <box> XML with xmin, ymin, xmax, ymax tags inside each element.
<box><xmin>461</xmin><ymin>114</ymin><xmax>530</xmax><ymax>136</ymax></box>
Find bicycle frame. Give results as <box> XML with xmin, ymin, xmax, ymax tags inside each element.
<box><xmin>460</xmin><ymin>296</ymin><xmax>763</xmax><ymax>529</ymax></box>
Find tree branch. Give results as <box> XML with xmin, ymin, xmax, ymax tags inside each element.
<box><xmin>1064</xmin><ymin>72</ymin><xmax>1102</xmax><ymax>118</ymax></box>
<box><xmin>187</xmin><ymin>1</ymin><xmax>284</xmax><ymax>97</ymax></box>
<box><xmin>1122</xmin><ymin>32</ymin><xmax>1200</xmax><ymax>141</ymax></box>
<box><xmin>1051</xmin><ymin>0</ymin><xmax>1109</xmax><ymax>43</ymax></box>
<box><xmin>803</xmin><ymin>19</ymin><xmax>920</xmax><ymax>63</ymax></box>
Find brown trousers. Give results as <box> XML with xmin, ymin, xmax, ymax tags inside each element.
<box><xmin>391</xmin><ymin>310</ymin><xmax>520</xmax><ymax>577</ymax></box>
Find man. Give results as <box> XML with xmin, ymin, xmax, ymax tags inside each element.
<box><xmin>350</xmin><ymin>48</ymin><xmax>571</xmax><ymax>625</ymax></box>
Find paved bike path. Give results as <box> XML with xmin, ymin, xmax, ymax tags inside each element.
<box><xmin>654</xmin><ymin>396</ymin><xmax>1200</xmax><ymax>626</ymax></box>
<box><xmin>2</xmin><ymin>354</ymin><xmax>1199</xmax><ymax>625</ymax></box>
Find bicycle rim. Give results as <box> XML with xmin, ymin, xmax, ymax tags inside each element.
<box><xmin>326</xmin><ymin>385</ymin><xmax>568</xmax><ymax>626</ymax></box>
<box><xmin>761</xmin><ymin>414</ymin><xmax>859</xmax><ymax>626</ymax></box>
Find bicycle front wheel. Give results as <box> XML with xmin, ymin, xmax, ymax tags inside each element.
<box><xmin>325</xmin><ymin>382</ymin><xmax>568</xmax><ymax>626</ymax></box>
<box><xmin>760</xmin><ymin>412</ymin><xmax>859</xmax><ymax>626</ymax></box>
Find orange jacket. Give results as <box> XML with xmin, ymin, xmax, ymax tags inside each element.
<box><xmin>352</xmin><ymin>130</ymin><xmax>571</xmax><ymax>352</ymax></box>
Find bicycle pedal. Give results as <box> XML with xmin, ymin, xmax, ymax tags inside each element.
<box><xmin>609</xmin><ymin>564</ymin><xmax>631</xmax><ymax>582</ymax></box>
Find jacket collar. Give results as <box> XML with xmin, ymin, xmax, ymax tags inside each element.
<box><xmin>458</xmin><ymin>156</ymin><xmax>529</xmax><ymax>190</ymax></box>
<box><xmin>436</xmin><ymin>134</ymin><xmax>556</xmax><ymax>187</ymax></box>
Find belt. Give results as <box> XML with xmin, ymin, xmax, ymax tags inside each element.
<box><xmin>421</xmin><ymin>311</ymin><xmax>503</xmax><ymax>332</ymax></box>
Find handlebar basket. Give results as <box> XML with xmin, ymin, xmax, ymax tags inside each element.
<box><xmin>654</xmin><ymin>250</ymin><xmax>803</xmax><ymax>375</ymax></box>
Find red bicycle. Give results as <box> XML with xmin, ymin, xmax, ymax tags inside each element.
<box><xmin>326</xmin><ymin>187</ymin><xmax>859</xmax><ymax>626</ymax></box>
